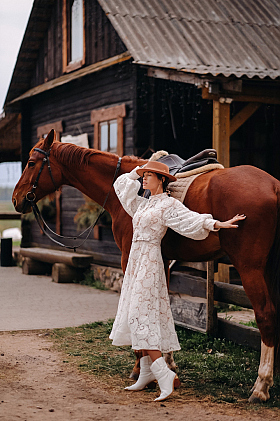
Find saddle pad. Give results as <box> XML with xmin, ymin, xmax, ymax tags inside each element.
<box><xmin>168</xmin><ymin>164</ymin><xmax>224</xmax><ymax>203</ymax></box>
<box><xmin>168</xmin><ymin>173</ymin><xmax>202</xmax><ymax>203</ymax></box>
<box><xmin>176</xmin><ymin>163</ymin><xmax>224</xmax><ymax>178</ymax></box>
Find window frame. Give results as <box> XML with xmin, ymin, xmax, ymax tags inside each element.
<box><xmin>91</xmin><ymin>104</ymin><xmax>126</xmax><ymax>156</ymax></box>
<box><xmin>62</xmin><ymin>0</ymin><xmax>86</xmax><ymax>74</ymax></box>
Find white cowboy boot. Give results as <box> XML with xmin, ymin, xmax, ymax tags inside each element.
<box><xmin>150</xmin><ymin>357</ymin><xmax>176</xmax><ymax>401</ymax></box>
<box><xmin>125</xmin><ymin>356</ymin><xmax>155</xmax><ymax>391</ymax></box>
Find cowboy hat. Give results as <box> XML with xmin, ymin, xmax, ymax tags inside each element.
<box><xmin>136</xmin><ymin>161</ymin><xmax>176</xmax><ymax>182</ymax></box>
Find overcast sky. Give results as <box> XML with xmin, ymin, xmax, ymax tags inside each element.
<box><xmin>0</xmin><ymin>1</ymin><xmax>33</xmax><ymax>187</ymax></box>
<box><xmin>0</xmin><ymin>0</ymin><xmax>34</xmax><ymax>112</ymax></box>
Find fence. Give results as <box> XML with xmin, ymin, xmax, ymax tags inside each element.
<box><xmin>169</xmin><ymin>261</ymin><xmax>261</xmax><ymax>351</ymax></box>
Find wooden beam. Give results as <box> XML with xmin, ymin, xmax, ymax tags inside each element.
<box><xmin>214</xmin><ymin>281</ymin><xmax>253</xmax><ymax>308</ymax></box>
<box><xmin>91</xmin><ymin>104</ymin><xmax>126</xmax><ymax>124</ymax></box>
<box><xmin>62</xmin><ymin>0</ymin><xmax>67</xmax><ymax>74</ymax></box>
<box><xmin>10</xmin><ymin>52</ymin><xmax>132</xmax><ymax>104</ymax></box>
<box><xmin>169</xmin><ymin>271</ymin><xmax>253</xmax><ymax>309</ymax></box>
<box><xmin>230</xmin><ymin>102</ymin><xmax>261</xmax><ymax>136</ymax></box>
<box><xmin>20</xmin><ymin>247</ymin><xmax>93</xmax><ymax>268</ymax></box>
<box><xmin>202</xmin><ymin>86</ymin><xmax>280</xmax><ymax>105</ymax></box>
<box><xmin>37</xmin><ymin>121</ymin><xmax>63</xmax><ymax>139</ymax></box>
<box><xmin>212</xmin><ymin>100</ymin><xmax>230</xmax><ymax>167</ymax></box>
<box><xmin>218</xmin><ymin>318</ymin><xmax>260</xmax><ymax>351</ymax></box>
<box><xmin>0</xmin><ymin>212</ymin><xmax>21</xmax><ymax>220</ymax></box>
<box><xmin>206</xmin><ymin>261</ymin><xmax>215</xmax><ymax>334</ymax></box>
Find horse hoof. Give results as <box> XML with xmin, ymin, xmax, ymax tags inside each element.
<box><xmin>248</xmin><ymin>393</ymin><xmax>262</xmax><ymax>404</ymax></box>
<box><xmin>129</xmin><ymin>372</ymin><xmax>139</xmax><ymax>381</ymax></box>
<box><xmin>147</xmin><ymin>381</ymin><xmax>157</xmax><ymax>389</ymax></box>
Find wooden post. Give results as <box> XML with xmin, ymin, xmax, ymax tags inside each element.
<box><xmin>212</xmin><ymin>100</ymin><xmax>230</xmax><ymax>167</ymax></box>
<box><xmin>206</xmin><ymin>261</ymin><xmax>215</xmax><ymax>334</ymax></box>
<box><xmin>52</xmin><ymin>263</ymin><xmax>84</xmax><ymax>283</ymax></box>
<box><xmin>22</xmin><ymin>257</ymin><xmax>52</xmax><ymax>275</ymax></box>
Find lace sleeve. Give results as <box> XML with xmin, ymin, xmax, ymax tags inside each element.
<box><xmin>163</xmin><ymin>198</ymin><xmax>219</xmax><ymax>240</ymax></box>
<box><xmin>114</xmin><ymin>167</ymin><xmax>146</xmax><ymax>218</ymax></box>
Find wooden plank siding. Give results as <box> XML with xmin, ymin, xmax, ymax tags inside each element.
<box><xmin>25</xmin><ymin>61</ymin><xmax>135</xmax><ymax>254</ymax></box>
<box><xmin>30</xmin><ymin>0</ymin><xmax>126</xmax><ymax>88</ymax></box>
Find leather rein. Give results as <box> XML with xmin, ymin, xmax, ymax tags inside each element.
<box><xmin>25</xmin><ymin>147</ymin><xmax>122</xmax><ymax>251</ymax></box>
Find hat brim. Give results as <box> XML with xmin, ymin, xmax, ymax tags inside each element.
<box><xmin>136</xmin><ymin>167</ymin><xmax>177</xmax><ymax>182</ymax></box>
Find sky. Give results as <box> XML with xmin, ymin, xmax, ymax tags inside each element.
<box><xmin>0</xmin><ymin>0</ymin><xmax>34</xmax><ymax>111</ymax></box>
<box><xmin>0</xmin><ymin>1</ymin><xmax>33</xmax><ymax>187</ymax></box>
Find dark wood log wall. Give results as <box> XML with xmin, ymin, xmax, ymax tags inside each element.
<box><xmin>25</xmin><ymin>61</ymin><xmax>135</xmax><ymax>257</ymax></box>
<box><xmin>30</xmin><ymin>0</ymin><xmax>126</xmax><ymax>87</ymax></box>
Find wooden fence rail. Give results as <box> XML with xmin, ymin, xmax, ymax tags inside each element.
<box><xmin>0</xmin><ymin>212</ymin><xmax>21</xmax><ymax>220</ymax></box>
<box><xmin>169</xmin><ymin>263</ymin><xmax>261</xmax><ymax>351</ymax></box>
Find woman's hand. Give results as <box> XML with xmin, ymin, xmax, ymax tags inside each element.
<box><xmin>214</xmin><ymin>214</ymin><xmax>246</xmax><ymax>229</ymax></box>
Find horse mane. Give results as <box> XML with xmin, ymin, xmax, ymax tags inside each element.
<box><xmin>53</xmin><ymin>142</ymin><xmax>97</xmax><ymax>167</ymax></box>
<box><xmin>31</xmin><ymin>138</ymin><xmax>146</xmax><ymax>167</ymax></box>
<box><xmin>51</xmin><ymin>142</ymin><xmax>147</xmax><ymax>167</ymax></box>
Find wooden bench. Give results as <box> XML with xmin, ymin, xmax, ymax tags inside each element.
<box><xmin>20</xmin><ymin>247</ymin><xmax>93</xmax><ymax>283</ymax></box>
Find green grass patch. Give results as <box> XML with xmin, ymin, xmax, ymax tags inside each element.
<box><xmin>79</xmin><ymin>270</ymin><xmax>108</xmax><ymax>290</ymax></box>
<box><xmin>215</xmin><ymin>304</ymin><xmax>243</xmax><ymax>313</ymax></box>
<box><xmin>240</xmin><ymin>319</ymin><xmax>258</xmax><ymax>329</ymax></box>
<box><xmin>49</xmin><ymin>320</ymin><xmax>280</xmax><ymax>408</ymax></box>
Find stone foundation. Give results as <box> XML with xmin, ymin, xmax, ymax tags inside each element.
<box><xmin>90</xmin><ymin>263</ymin><xmax>123</xmax><ymax>293</ymax></box>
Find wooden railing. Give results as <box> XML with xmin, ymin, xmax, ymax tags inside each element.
<box><xmin>169</xmin><ymin>261</ymin><xmax>260</xmax><ymax>351</ymax></box>
<box><xmin>0</xmin><ymin>212</ymin><xmax>21</xmax><ymax>220</ymax></box>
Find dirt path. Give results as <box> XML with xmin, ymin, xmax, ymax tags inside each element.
<box><xmin>0</xmin><ymin>331</ymin><xmax>279</xmax><ymax>421</ymax></box>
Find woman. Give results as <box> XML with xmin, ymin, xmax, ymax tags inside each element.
<box><xmin>110</xmin><ymin>161</ymin><xmax>246</xmax><ymax>401</ymax></box>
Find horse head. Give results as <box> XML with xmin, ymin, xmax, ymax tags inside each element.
<box><xmin>12</xmin><ymin>129</ymin><xmax>63</xmax><ymax>214</ymax></box>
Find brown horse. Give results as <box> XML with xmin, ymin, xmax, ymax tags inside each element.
<box><xmin>13</xmin><ymin>129</ymin><xmax>280</xmax><ymax>403</ymax></box>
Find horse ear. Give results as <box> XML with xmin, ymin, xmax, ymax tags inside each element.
<box><xmin>43</xmin><ymin>129</ymin><xmax>56</xmax><ymax>150</ymax></box>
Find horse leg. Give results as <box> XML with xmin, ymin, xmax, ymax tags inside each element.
<box><xmin>249</xmin><ymin>341</ymin><xmax>274</xmax><ymax>403</ymax></box>
<box><xmin>129</xmin><ymin>352</ymin><xmax>177</xmax><ymax>379</ymax></box>
<box><xmin>233</xmin><ymin>268</ymin><xmax>276</xmax><ymax>402</ymax></box>
<box><xmin>129</xmin><ymin>350</ymin><xmax>142</xmax><ymax>380</ymax></box>
<box><xmin>163</xmin><ymin>351</ymin><xmax>181</xmax><ymax>388</ymax></box>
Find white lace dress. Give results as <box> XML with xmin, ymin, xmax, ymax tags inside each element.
<box><xmin>109</xmin><ymin>167</ymin><xmax>219</xmax><ymax>353</ymax></box>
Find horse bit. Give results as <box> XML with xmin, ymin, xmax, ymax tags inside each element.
<box><xmin>25</xmin><ymin>147</ymin><xmax>122</xmax><ymax>251</ymax></box>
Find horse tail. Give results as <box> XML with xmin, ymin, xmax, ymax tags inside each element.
<box><xmin>266</xmin><ymin>186</ymin><xmax>280</xmax><ymax>371</ymax></box>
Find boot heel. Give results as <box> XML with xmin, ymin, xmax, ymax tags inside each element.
<box><xmin>174</xmin><ymin>374</ymin><xmax>181</xmax><ymax>389</ymax></box>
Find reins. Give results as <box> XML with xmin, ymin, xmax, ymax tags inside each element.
<box><xmin>25</xmin><ymin>147</ymin><xmax>122</xmax><ymax>251</ymax></box>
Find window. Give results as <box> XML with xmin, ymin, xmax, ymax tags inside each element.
<box><xmin>91</xmin><ymin>104</ymin><xmax>126</xmax><ymax>156</ymax></box>
<box><xmin>100</xmin><ymin>120</ymin><xmax>118</xmax><ymax>153</ymax></box>
<box><xmin>63</xmin><ymin>0</ymin><xmax>85</xmax><ymax>73</ymax></box>
<box><xmin>37</xmin><ymin>121</ymin><xmax>63</xmax><ymax>141</ymax></box>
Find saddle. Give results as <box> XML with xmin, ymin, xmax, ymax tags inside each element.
<box><xmin>138</xmin><ymin>149</ymin><xmax>219</xmax><ymax>198</ymax></box>
<box><xmin>157</xmin><ymin>149</ymin><xmax>218</xmax><ymax>176</ymax></box>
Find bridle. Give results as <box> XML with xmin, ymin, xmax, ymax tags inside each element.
<box><xmin>24</xmin><ymin>147</ymin><xmax>122</xmax><ymax>251</ymax></box>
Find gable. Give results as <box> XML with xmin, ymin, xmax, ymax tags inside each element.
<box><xmin>4</xmin><ymin>0</ymin><xmax>126</xmax><ymax>110</ymax></box>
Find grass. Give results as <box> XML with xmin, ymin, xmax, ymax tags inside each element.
<box><xmin>79</xmin><ymin>270</ymin><xmax>108</xmax><ymax>290</ymax></box>
<box><xmin>49</xmin><ymin>320</ymin><xmax>280</xmax><ymax>408</ymax></box>
<box><xmin>240</xmin><ymin>319</ymin><xmax>258</xmax><ymax>329</ymax></box>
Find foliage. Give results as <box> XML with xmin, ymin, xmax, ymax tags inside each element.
<box><xmin>240</xmin><ymin>319</ymin><xmax>258</xmax><ymax>329</ymax></box>
<box><xmin>79</xmin><ymin>270</ymin><xmax>108</xmax><ymax>290</ymax></box>
<box><xmin>22</xmin><ymin>196</ymin><xmax>56</xmax><ymax>222</ymax></box>
<box><xmin>74</xmin><ymin>196</ymin><xmax>111</xmax><ymax>230</ymax></box>
<box><xmin>215</xmin><ymin>304</ymin><xmax>243</xmax><ymax>313</ymax></box>
<box><xmin>49</xmin><ymin>321</ymin><xmax>280</xmax><ymax>408</ymax></box>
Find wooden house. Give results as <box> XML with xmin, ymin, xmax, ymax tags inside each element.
<box><xmin>2</xmin><ymin>0</ymin><xmax>280</xmax><ymax>267</ymax></box>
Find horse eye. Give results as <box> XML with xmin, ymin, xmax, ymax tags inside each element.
<box><xmin>28</xmin><ymin>161</ymin><xmax>35</xmax><ymax>168</ymax></box>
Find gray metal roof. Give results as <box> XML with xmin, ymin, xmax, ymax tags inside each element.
<box><xmin>98</xmin><ymin>0</ymin><xmax>280</xmax><ymax>79</ymax></box>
